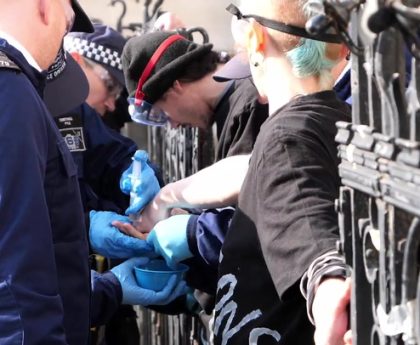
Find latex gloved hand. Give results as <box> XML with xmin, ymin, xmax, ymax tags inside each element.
<box><xmin>120</xmin><ymin>150</ymin><xmax>160</xmax><ymax>216</ymax></box>
<box><xmin>111</xmin><ymin>257</ymin><xmax>188</xmax><ymax>305</ymax></box>
<box><xmin>146</xmin><ymin>214</ymin><xmax>193</xmax><ymax>269</ymax></box>
<box><xmin>89</xmin><ymin>210</ymin><xmax>154</xmax><ymax>259</ymax></box>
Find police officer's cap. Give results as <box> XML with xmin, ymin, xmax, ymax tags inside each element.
<box><xmin>71</xmin><ymin>0</ymin><xmax>94</xmax><ymax>33</ymax></box>
<box><xmin>64</xmin><ymin>24</ymin><xmax>126</xmax><ymax>86</ymax></box>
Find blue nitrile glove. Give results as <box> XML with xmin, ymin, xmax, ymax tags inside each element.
<box><xmin>120</xmin><ymin>150</ymin><xmax>161</xmax><ymax>215</ymax></box>
<box><xmin>111</xmin><ymin>257</ymin><xmax>189</xmax><ymax>305</ymax></box>
<box><xmin>146</xmin><ymin>214</ymin><xmax>193</xmax><ymax>269</ymax></box>
<box><xmin>89</xmin><ymin>210</ymin><xmax>154</xmax><ymax>259</ymax></box>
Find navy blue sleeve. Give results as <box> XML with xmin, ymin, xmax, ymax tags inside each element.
<box><xmin>333</xmin><ymin>69</ymin><xmax>351</xmax><ymax>104</ymax></box>
<box><xmin>81</xmin><ymin>104</ymin><xmax>137</xmax><ymax>212</ymax></box>
<box><xmin>186</xmin><ymin>208</ymin><xmax>235</xmax><ymax>268</ymax></box>
<box><xmin>0</xmin><ymin>72</ymin><xmax>68</xmax><ymax>344</ymax></box>
<box><xmin>90</xmin><ymin>271</ymin><xmax>122</xmax><ymax>326</ymax></box>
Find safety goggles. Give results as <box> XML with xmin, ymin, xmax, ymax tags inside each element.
<box><xmin>226</xmin><ymin>3</ymin><xmax>341</xmax><ymax>44</ymax></box>
<box><xmin>129</xmin><ymin>34</ymin><xmax>186</xmax><ymax>126</ymax></box>
<box><xmin>85</xmin><ymin>59</ymin><xmax>123</xmax><ymax>99</ymax></box>
<box><xmin>127</xmin><ymin>97</ymin><xmax>168</xmax><ymax>126</ymax></box>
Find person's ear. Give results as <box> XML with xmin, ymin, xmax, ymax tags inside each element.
<box><xmin>37</xmin><ymin>0</ymin><xmax>50</xmax><ymax>26</ymax></box>
<box><xmin>245</xmin><ymin>20</ymin><xmax>266</xmax><ymax>67</ymax></box>
<box><xmin>170</xmin><ymin>80</ymin><xmax>184</xmax><ymax>94</ymax></box>
<box><xmin>341</xmin><ymin>45</ymin><xmax>351</xmax><ymax>60</ymax></box>
<box><xmin>70</xmin><ymin>52</ymin><xmax>85</xmax><ymax>65</ymax></box>
<box><xmin>326</xmin><ymin>43</ymin><xmax>348</xmax><ymax>62</ymax></box>
<box><xmin>159</xmin><ymin>81</ymin><xmax>182</xmax><ymax>101</ymax></box>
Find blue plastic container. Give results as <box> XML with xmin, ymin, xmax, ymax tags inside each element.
<box><xmin>134</xmin><ymin>259</ymin><xmax>189</xmax><ymax>291</ymax></box>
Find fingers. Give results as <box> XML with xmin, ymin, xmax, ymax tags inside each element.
<box><xmin>112</xmin><ymin>221</ymin><xmax>148</xmax><ymax>240</ymax></box>
<box><xmin>343</xmin><ymin>277</ymin><xmax>351</xmax><ymax>300</ymax></box>
<box><xmin>131</xmin><ymin>213</ymin><xmax>155</xmax><ymax>233</ymax></box>
<box><xmin>125</xmin><ymin>200</ymin><xmax>144</xmax><ymax>216</ymax></box>
<box><xmin>336</xmin><ymin>277</ymin><xmax>352</xmax><ymax>311</ymax></box>
<box><xmin>156</xmin><ymin>275</ymin><xmax>188</xmax><ymax>302</ymax></box>
<box><xmin>132</xmin><ymin>218</ymin><xmax>153</xmax><ymax>234</ymax></box>
<box><xmin>172</xmin><ymin>279</ymin><xmax>189</xmax><ymax>297</ymax></box>
<box><xmin>133</xmin><ymin>150</ymin><xmax>149</xmax><ymax>164</ymax></box>
<box><xmin>125</xmin><ymin>257</ymin><xmax>150</xmax><ymax>267</ymax></box>
<box><xmin>343</xmin><ymin>330</ymin><xmax>352</xmax><ymax>345</ymax></box>
<box><xmin>171</xmin><ymin>208</ymin><xmax>189</xmax><ymax>216</ymax></box>
<box><xmin>166</xmin><ymin>260</ymin><xmax>179</xmax><ymax>271</ymax></box>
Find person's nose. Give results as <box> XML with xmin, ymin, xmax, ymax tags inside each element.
<box><xmin>169</xmin><ymin>119</ymin><xmax>180</xmax><ymax>129</ymax></box>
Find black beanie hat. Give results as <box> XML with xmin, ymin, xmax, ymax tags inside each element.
<box><xmin>122</xmin><ymin>31</ymin><xmax>213</xmax><ymax>104</ymax></box>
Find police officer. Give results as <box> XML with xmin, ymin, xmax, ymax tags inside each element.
<box><xmin>0</xmin><ymin>2</ymin><xmax>94</xmax><ymax>343</ymax></box>
<box><xmin>44</xmin><ymin>24</ymin><xmax>146</xmax><ymax>216</ymax></box>
<box><xmin>0</xmin><ymin>2</ymin><xmax>186</xmax><ymax>345</ymax></box>
<box><xmin>42</xmin><ymin>24</ymin><xmax>170</xmax><ymax>344</ymax></box>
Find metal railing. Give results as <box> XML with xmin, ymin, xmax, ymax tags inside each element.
<box><xmin>133</xmin><ymin>125</ymin><xmax>214</xmax><ymax>345</ymax></box>
<box><xmin>310</xmin><ymin>0</ymin><xmax>420</xmax><ymax>343</ymax></box>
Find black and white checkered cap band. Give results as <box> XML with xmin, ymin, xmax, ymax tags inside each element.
<box><xmin>64</xmin><ymin>37</ymin><xmax>122</xmax><ymax>71</ymax></box>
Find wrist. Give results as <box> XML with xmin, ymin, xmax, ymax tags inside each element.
<box><xmin>158</xmin><ymin>183</ymin><xmax>177</xmax><ymax>209</ymax></box>
<box><xmin>312</xmin><ymin>277</ymin><xmax>346</xmax><ymax>324</ymax></box>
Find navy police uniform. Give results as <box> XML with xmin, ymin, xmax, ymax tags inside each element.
<box><xmin>53</xmin><ymin>103</ymin><xmax>141</xmax><ymax>343</ymax></box>
<box><xmin>0</xmin><ymin>39</ymin><xmax>121</xmax><ymax>345</ymax></box>
<box><xmin>53</xmin><ymin>103</ymin><xmax>136</xmax><ymax>214</ymax></box>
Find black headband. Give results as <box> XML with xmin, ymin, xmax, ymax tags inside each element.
<box><xmin>227</xmin><ymin>4</ymin><xmax>342</xmax><ymax>44</ymax></box>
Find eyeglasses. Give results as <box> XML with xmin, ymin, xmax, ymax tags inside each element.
<box><xmin>129</xmin><ymin>34</ymin><xmax>185</xmax><ymax>127</ymax></box>
<box><xmin>85</xmin><ymin>59</ymin><xmax>123</xmax><ymax>99</ymax></box>
<box><xmin>226</xmin><ymin>3</ymin><xmax>341</xmax><ymax>44</ymax></box>
<box><xmin>127</xmin><ymin>97</ymin><xmax>169</xmax><ymax>126</ymax></box>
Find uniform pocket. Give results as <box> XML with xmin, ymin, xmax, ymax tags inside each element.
<box><xmin>0</xmin><ymin>280</ymin><xmax>23</xmax><ymax>345</ymax></box>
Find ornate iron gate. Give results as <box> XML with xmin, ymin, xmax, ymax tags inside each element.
<box><xmin>133</xmin><ymin>126</ymin><xmax>214</xmax><ymax>345</ymax></box>
<box><xmin>312</xmin><ymin>0</ymin><xmax>420</xmax><ymax>343</ymax></box>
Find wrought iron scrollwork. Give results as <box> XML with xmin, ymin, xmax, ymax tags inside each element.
<box><xmin>110</xmin><ymin>0</ymin><xmax>164</xmax><ymax>35</ymax></box>
<box><xmin>330</xmin><ymin>0</ymin><xmax>420</xmax><ymax>344</ymax></box>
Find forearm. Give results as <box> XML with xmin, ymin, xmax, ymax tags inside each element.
<box><xmin>300</xmin><ymin>250</ymin><xmax>347</xmax><ymax>324</ymax></box>
<box><xmin>157</xmin><ymin>154</ymin><xmax>250</xmax><ymax>209</ymax></box>
<box><xmin>311</xmin><ymin>277</ymin><xmax>351</xmax><ymax>345</ymax></box>
<box><xmin>90</xmin><ymin>270</ymin><xmax>122</xmax><ymax>326</ymax></box>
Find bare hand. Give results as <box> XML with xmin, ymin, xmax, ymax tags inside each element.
<box><xmin>112</xmin><ymin>220</ymin><xmax>148</xmax><ymax>240</ymax></box>
<box><xmin>313</xmin><ymin>277</ymin><xmax>351</xmax><ymax>345</ymax></box>
<box><xmin>343</xmin><ymin>330</ymin><xmax>352</xmax><ymax>345</ymax></box>
<box><xmin>170</xmin><ymin>208</ymin><xmax>189</xmax><ymax>216</ymax></box>
<box><xmin>133</xmin><ymin>199</ymin><xmax>171</xmax><ymax>232</ymax></box>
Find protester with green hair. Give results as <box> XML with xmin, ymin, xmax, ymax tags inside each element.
<box><xmin>208</xmin><ymin>0</ymin><xmax>352</xmax><ymax>343</ymax></box>
<box><xmin>130</xmin><ymin>0</ymin><xmax>352</xmax><ymax>343</ymax></box>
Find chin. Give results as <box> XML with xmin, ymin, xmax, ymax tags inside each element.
<box><xmin>257</xmin><ymin>95</ymin><xmax>269</xmax><ymax>104</ymax></box>
<box><xmin>94</xmin><ymin>107</ymin><xmax>106</xmax><ymax>116</ymax></box>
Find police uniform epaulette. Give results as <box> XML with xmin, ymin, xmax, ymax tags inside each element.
<box><xmin>0</xmin><ymin>51</ymin><xmax>20</xmax><ymax>71</ymax></box>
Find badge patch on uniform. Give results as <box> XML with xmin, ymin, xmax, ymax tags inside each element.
<box><xmin>0</xmin><ymin>51</ymin><xmax>20</xmax><ymax>71</ymax></box>
<box><xmin>54</xmin><ymin>113</ymin><xmax>86</xmax><ymax>152</ymax></box>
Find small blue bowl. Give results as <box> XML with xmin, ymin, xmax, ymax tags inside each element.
<box><xmin>134</xmin><ymin>259</ymin><xmax>189</xmax><ymax>291</ymax></box>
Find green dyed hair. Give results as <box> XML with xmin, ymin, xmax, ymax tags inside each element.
<box><xmin>286</xmin><ymin>0</ymin><xmax>336</xmax><ymax>85</ymax></box>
